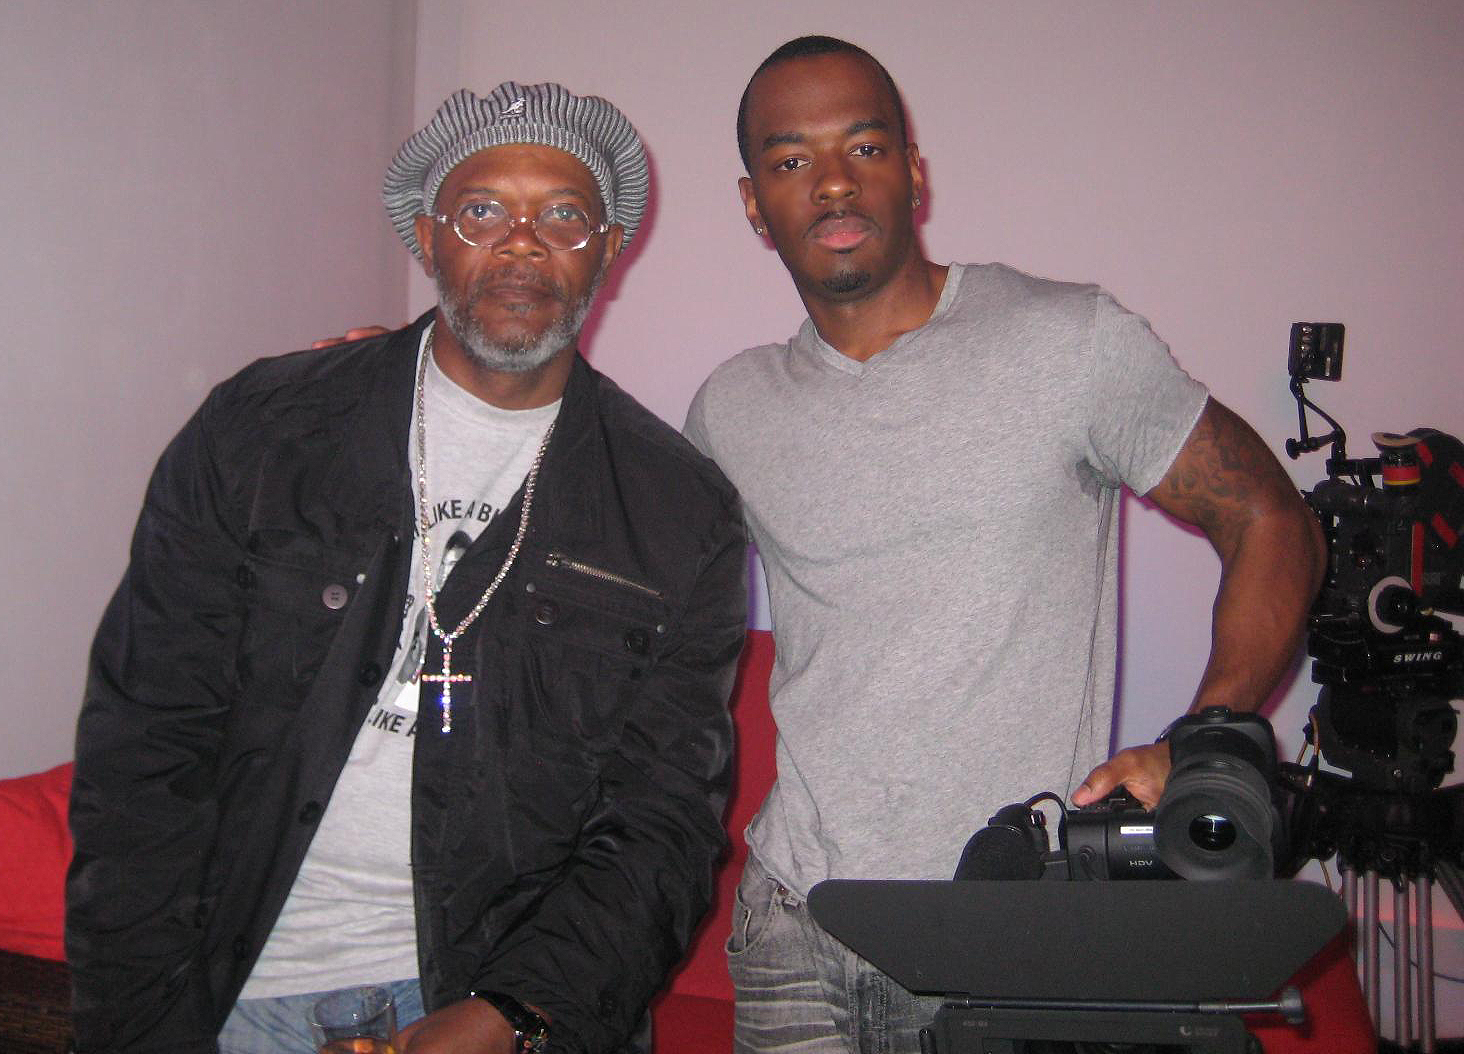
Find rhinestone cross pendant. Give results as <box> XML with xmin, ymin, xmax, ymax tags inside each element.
<box><xmin>421</xmin><ymin>642</ymin><xmax>472</xmax><ymax>733</ymax></box>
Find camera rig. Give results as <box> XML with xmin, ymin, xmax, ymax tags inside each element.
<box><xmin>808</xmin><ymin>326</ymin><xmax>1464</xmax><ymax>1052</ymax></box>
<box><xmin>1279</xmin><ymin>324</ymin><xmax>1464</xmax><ymax>1051</ymax></box>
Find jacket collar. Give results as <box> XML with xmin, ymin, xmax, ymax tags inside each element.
<box><xmin>534</xmin><ymin>351</ymin><xmax>605</xmax><ymax>548</ymax></box>
<box><xmin>324</xmin><ymin>312</ymin><xmax>609</xmax><ymax>551</ymax></box>
<box><xmin>322</xmin><ymin>312</ymin><xmax>430</xmax><ymax>540</ymax></box>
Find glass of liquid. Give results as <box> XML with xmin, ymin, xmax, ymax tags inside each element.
<box><xmin>308</xmin><ymin>985</ymin><xmax>398</xmax><ymax>1054</ymax></box>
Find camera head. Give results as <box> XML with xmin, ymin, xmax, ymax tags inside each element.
<box><xmin>1302</xmin><ymin>429</ymin><xmax>1464</xmax><ymax>793</ymax></box>
<box><xmin>956</xmin><ymin>708</ymin><xmax>1283</xmax><ymax>883</ymax></box>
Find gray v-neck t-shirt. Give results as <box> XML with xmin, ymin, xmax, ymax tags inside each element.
<box><xmin>685</xmin><ymin>262</ymin><xmax>1207</xmax><ymax>895</ymax></box>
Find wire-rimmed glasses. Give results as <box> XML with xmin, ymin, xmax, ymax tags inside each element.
<box><xmin>433</xmin><ymin>200</ymin><xmax>608</xmax><ymax>251</ymax></box>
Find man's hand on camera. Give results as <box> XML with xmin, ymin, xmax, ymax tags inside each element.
<box><xmin>310</xmin><ymin>324</ymin><xmax>392</xmax><ymax>349</ymax></box>
<box><xmin>1072</xmin><ymin>742</ymin><xmax>1171</xmax><ymax>809</ymax></box>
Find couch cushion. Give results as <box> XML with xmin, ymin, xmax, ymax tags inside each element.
<box><xmin>650</xmin><ymin>991</ymin><xmax>733</xmax><ymax>1054</ymax></box>
<box><xmin>0</xmin><ymin>763</ymin><xmax>73</xmax><ymax>961</ymax></box>
<box><xmin>663</xmin><ymin>631</ymin><xmax>776</xmax><ymax>1003</ymax></box>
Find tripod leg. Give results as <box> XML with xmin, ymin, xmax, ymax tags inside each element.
<box><xmin>1417</xmin><ymin>874</ymin><xmax>1435</xmax><ymax>1054</ymax></box>
<box><xmin>1364</xmin><ymin>869</ymin><xmax>1380</xmax><ymax>1035</ymax></box>
<box><xmin>1394</xmin><ymin>881</ymin><xmax>1412</xmax><ymax>1050</ymax></box>
<box><xmin>1343</xmin><ymin>865</ymin><xmax>1358</xmax><ymax>960</ymax></box>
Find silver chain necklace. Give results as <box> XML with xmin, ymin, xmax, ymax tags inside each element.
<box><xmin>414</xmin><ymin>329</ymin><xmax>556</xmax><ymax>733</ymax></box>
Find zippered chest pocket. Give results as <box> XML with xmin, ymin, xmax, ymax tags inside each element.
<box><xmin>498</xmin><ymin>551</ymin><xmax>673</xmax><ymax>745</ymax></box>
<box><xmin>520</xmin><ymin>551</ymin><xmax>670</xmax><ymax>669</ymax></box>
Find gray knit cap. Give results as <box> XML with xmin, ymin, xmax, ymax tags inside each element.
<box><xmin>383</xmin><ymin>82</ymin><xmax>649</xmax><ymax>259</ymax></box>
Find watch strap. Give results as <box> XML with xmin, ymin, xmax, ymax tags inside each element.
<box><xmin>468</xmin><ymin>990</ymin><xmax>550</xmax><ymax>1053</ymax></box>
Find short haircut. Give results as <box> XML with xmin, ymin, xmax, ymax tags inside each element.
<box><xmin>736</xmin><ymin>35</ymin><xmax>909</xmax><ymax>172</ymax></box>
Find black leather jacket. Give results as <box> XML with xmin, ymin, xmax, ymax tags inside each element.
<box><xmin>67</xmin><ymin>316</ymin><xmax>746</xmax><ymax>1053</ymax></box>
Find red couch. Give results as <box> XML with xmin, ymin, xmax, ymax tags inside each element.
<box><xmin>0</xmin><ymin>631</ymin><xmax>1372</xmax><ymax>1052</ymax></box>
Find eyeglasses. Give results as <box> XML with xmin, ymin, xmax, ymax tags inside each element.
<box><xmin>433</xmin><ymin>200</ymin><xmax>609</xmax><ymax>252</ymax></box>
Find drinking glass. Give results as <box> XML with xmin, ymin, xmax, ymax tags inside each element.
<box><xmin>307</xmin><ymin>985</ymin><xmax>398</xmax><ymax>1054</ymax></box>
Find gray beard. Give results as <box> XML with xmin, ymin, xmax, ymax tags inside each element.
<box><xmin>436</xmin><ymin>271</ymin><xmax>601</xmax><ymax>373</ymax></box>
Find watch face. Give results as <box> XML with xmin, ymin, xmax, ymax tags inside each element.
<box><xmin>514</xmin><ymin>1019</ymin><xmax>549</xmax><ymax>1054</ymax></box>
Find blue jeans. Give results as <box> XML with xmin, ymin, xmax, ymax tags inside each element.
<box><xmin>727</xmin><ymin>855</ymin><xmax>943</xmax><ymax>1054</ymax></box>
<box><xmin>218</xmin><ymin>978</ymin><xmax>424</xmax><ymax>1054</ymax></box>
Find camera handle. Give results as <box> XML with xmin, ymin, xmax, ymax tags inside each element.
<box><xmin>1286</xmin><ymin>374</ymin><xmax>1349</xmax><ymax>465</ymax></box>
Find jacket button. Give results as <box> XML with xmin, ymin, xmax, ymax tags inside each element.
<box><xmin>233</xmin><ymin>935</ymin><xmax>249</xmax><ymax>960</ymax></box>
<box><xmin>623</xmin><ymin>628</ymin><xmax>649</xmax><ymax>655</ymax></box>
<box><xmin>297</xmin><ymin>801</ymin><xmax>323</xmax><ymax>824</ymax></box>
<box><xmin>235</xmin><ymin>564</ymin><xmax>255</xmax><ymax>588</ymax></box>
<box><xmin>358</xmin><ymin>662</ymin><xmax>383</xmax><ymax>686</ymax></box>
<box><xmin>322</xmin><ymin>584</ymin><xmax>349</xmax><ymax>610</ymax></box>
<box><xmin>533</xmin><ymin>600</ymin><xmax>559</xmax><ymax>626</ymax></box>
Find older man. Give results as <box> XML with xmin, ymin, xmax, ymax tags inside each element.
<box><xmin>67</xmin><ymin>83</ymin><xmax>745</xmax><ymax>1054</ymax></box>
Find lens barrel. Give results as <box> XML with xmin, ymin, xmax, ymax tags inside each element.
<box><xmin>1155</xmin><ymin>753</ymin><xmax>1275</xmax><ymax>879</ymax></box>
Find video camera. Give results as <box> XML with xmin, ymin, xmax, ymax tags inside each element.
<box><xmin>1285</xmin><ymin>322</ymin><xmax>1462</xmax><ymax>780</ymax></box>
<box><xmin>1279</xmin><ymin>325</ymin><xmax>1463</xmax><ymax>887</ymax></box>
<box><xmin>955</xmin><ymin>707</ymin><xmax>1290</xmax><ymax>884</ymax></box>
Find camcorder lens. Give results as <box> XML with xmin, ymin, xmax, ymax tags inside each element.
<box><xmin>1156</xmin><ymin>761</ymin><xmax>1274</xmax><ymax>879</ymax></box>
<box><xmin>1189</xmin><ymin>813</ymin><xmax>1237</xmax><ymax>852</ymax></box>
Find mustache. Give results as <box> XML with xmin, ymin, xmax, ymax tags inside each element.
<box><xmin>469</xmin><ymin>265</ymin><xmax>568</xmax><ymax>302</ymax></box>
<box><xmin>805</xmin><ymin>208</ymin><xmax>877</xmax><ymax>238</ymax></box>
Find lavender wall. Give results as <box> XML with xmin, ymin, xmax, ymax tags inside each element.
<box><xmin>422</xmin><ymin>0</ymin><xmax>1461</xmax><ymax>745</ymax></box>
<box><xmin>0</xmin><ymin>1</ymin><xmax>415</xmax><ymax>776</ymax></box>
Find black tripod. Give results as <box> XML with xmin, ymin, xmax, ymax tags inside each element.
<box><xmin>1283</xmin><ymin>754</ymin><xmax>1464</xmax><ymax>1052</ymax></box>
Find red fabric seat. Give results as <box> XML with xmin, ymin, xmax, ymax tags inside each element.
<box><xmin>0</xmin><ymin>762</ymin><xmax>71</xmax><ymax>962</ymax></box>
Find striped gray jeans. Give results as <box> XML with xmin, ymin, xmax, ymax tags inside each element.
<box><xmin>727</xmin><ymin>853</ymin><xmax>943</xmax><ymax>1054</ymax></box>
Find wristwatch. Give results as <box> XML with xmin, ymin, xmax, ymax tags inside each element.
<box><xmin>468</xmin><ymin>990</ymin><xmax>550</xmax><ymax>1053</ymax></box>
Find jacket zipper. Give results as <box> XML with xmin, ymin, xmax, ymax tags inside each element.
<box><xmin>544</xmin><ymin>552</ymin><xmax>663</xmax><ymax>599</ymax></box>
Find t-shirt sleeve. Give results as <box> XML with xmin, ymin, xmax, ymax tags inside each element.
<box><xmin>1085</xmin><ymin>291</ymin><xmax>1208</xmax><ymax>495</ymax></box>
<box><xmin>682</xmin><ymin>379</ymin><xmax>716</xmax><ymax>461</ymax></box>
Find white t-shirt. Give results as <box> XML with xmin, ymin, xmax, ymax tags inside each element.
<box><xmin>242</xmin><ymin>328</ymin><xmax>559</xmax><ymax>996</ymax></box>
